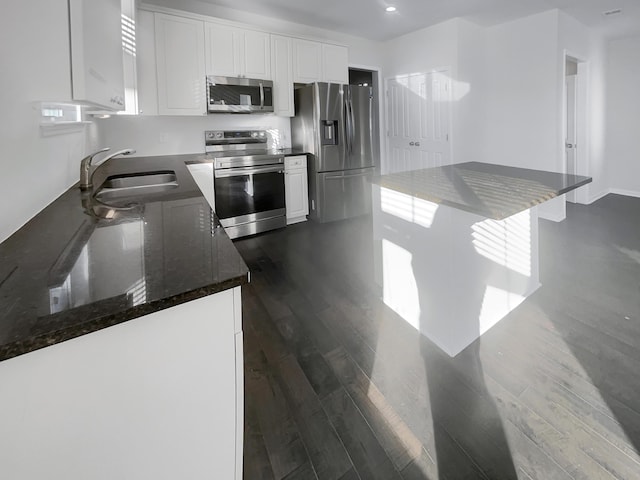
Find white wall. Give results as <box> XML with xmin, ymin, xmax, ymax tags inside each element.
<box><xmin>454</xmin><ymin>20</ymin><xmax>486</xmax><ymax>165</ymax></box>
<box><xmin>0</xmin><ymin>0</ymin><xmax>99</xmax><ymax>242</ymax></box>
<box><xmin>606</xmin><ymin>36</ymin><xmax>640</xmax><ymax>197</ymax></box>
<box><xmin>382</xmin><ymin>19</ymin><xmax>459</xmax><ymax>77</ymax></box>
<box><xmin>97</xmin><ymin>114</ymin><xmax>292</xmax><ymax>157</ymax></box>
<box><xmin>481</xmin><ymin>10</ymin><xmax>560</xmax><ymax>174</ymax></box>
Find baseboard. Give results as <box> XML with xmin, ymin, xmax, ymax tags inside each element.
<box><xmin>609</xmin><ymin>188</ymin><xmax>640</xmax><ymax>198</ymax></box>
<box><xmin>587</xmin><ymin>189</ymin><xmax>611</xmax><ymax>204</ymax></box>
<box><xmin>539</xmin><ymin>211</ymin><xmax>565</xmax><ymax>222</ymax></box>
<box><xmin>286</xmin><ymin>216</ymin><xmax>308</xmax><ymax>225</ymax></box>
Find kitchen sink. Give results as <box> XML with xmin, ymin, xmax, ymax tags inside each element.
<box><xmin>94</xmin><ymin>170</ymin><xmax>178</xmax><ymax>202</ymax></box>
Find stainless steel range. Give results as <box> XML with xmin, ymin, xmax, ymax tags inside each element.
<box><xmin>206</xmin><ymin>130</ymin><xmax>286</xmax><ymax>239</ymax></box>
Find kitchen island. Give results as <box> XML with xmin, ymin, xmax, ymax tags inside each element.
<box><xmin>371</xmin><ymin>162</ymin><xmax>591</xmax><ymax>357</ymax></box>
<box><xmin>0</xmin><ymin>154</ymin><xmax>248</xmax><ymax>479</ymax></box>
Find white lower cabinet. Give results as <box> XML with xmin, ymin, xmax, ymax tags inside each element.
<box><xmin>285</xmin><ymin>155</ymin><xmax>309</xmax><ymax>224</ymax></box>
<box><xmin>0</xmin><ymin>287</ymin><xmax>244</xmax><ymax>480</ymax></box>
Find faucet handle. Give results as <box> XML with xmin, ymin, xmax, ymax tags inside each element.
<box><xmin>81</xmin><ymin>147</ymin><xmax>110</xmax><ymax>164</ymax></box>
<box><xmin>80</xmin><ymin>148</ymin><xmax>110</xmax><ymax>190</ymax></box>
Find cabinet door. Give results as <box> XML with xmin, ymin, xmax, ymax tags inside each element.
<box><xmin>155</xmin><ymin>13</ymin><xmax>206</xmax><ymax>115</ymax></box>
<box><xmin>271</xmin><ymin>35</ymin><xmax>294</xmax><ymax>117</ymax></box>
<box><xmin>285</xmin><ymin>156</ymin><xmax>309</xmax><ymax>223</ymax></box>
<box><xmin>293</xmin><ymin>39</ymin><xmax>322</xmax><ymax>84</ymax></box>
<box><xmin>322</xmin><ymin>44</ymin><xmax>349</xmax><ymax>84</ymax></box>
<box><xmin>243</xmin><ymin>30</ymin><xmax>271</xmax><ymax>80</ymax></box>
<box><xmin>69</xmin><ymin>0</ymin><xmax>124</xmax><ymax>110</ymax></box>
<box><xmin>136</xmin><ymin>9</ymin><xmax>158</xmax><ymax>115</ymax></box>
<box><xmin>205</xmin><ymin>23</ymin><xmax>241</xmax><ymax>77</ymax></box>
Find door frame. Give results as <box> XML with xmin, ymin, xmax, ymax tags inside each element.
<box><xmin>561</xmin><ymin>50</ymin><xmax>589</xmax><ymax>204</ymax></box>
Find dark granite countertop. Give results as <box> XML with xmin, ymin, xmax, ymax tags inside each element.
<box><xmin>0</xmin><ymin>153</ymin><xmax>249</xmax><ymax>362</ymax></box>
<box><xmin>372</xmin><ymin>162</ymin><xmax>592</xmax><ymax>220</ymax></box>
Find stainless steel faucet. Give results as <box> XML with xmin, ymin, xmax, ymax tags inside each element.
<box><xmin>79</xmin><ymin>148</ymin><xmax>135</xmax><ymax>190</ymax></box>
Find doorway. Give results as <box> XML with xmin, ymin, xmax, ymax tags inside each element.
<box><xmin>563</xmin><ymin>54</ymin><xmax>586</xmax><ymax>204</ymax></box>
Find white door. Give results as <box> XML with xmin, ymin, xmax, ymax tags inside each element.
<box><xmin>386</xmin><ymin>71</ymin><xmax>451</xmax><ymax>174</ymax></box>
<box><xmin>565</xmin><ymin>74</ymin><xmax>577</xmax><ymax>203</ymax></box>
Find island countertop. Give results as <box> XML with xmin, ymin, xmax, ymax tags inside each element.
<box><xmin>372</xmin><ymin>162</ymin><xmax>592</xmax><ymax>220</ymax></box>
<box><xmin>0</xmin><ymin>153</ymin><xmax>249</xmax><ymax>362</ymax></box>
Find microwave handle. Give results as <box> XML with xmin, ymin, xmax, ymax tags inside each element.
<box><xmin>259</xmin><ymin>82</ymin><xmax>264</xmax><ymax>109</ymax></box>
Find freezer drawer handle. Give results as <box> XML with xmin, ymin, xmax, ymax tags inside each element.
<box><xmin>326</xmin><ymin>171</ymin><xmax>371</xmax><ymax>180</ymax></box>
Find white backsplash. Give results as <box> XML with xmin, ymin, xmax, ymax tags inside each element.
<box><xmin>96</xmin><ymin>114</ymin><xmax>292</xmax><ymax>157</ymax></box>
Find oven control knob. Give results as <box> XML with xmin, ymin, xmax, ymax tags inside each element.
<box><xmin>259</xmin><ymin>132</ymin><xmax>265</xmax><ymax>137</ymax></box>
<box><xmin>215</xmin><ymin>132</ymin><xmax>223</xmax><ymax>139</ymax></box>
<box><xmin>251</xmin><ymin>132</ymin><xmax>258</xmax><ymax>138</ymax></box>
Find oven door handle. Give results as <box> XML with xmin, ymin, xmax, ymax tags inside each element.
<box><xmin>215</xmin><ymin>165</ymin><xmax>284</xmax><ymax>178</ymax></box>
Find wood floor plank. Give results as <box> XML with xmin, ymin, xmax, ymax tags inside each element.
<box><xmin>321</xmin><ymin>388</ymin><xmax>403</xmax><ymax>480</ymax></box>
<box><xmin>273</xmin><ymin>354</ymin><xmax>353</xmax><ymax>480</ymax></box>
<box><xmin>245</xmin><ymin>353</ymin><xmax>311</xmax><ymax>480</ymax></box>
<box><xmin>324</xmin><ymin>346</ymin><xmax>434</xmax><ymax>475</ymax></box>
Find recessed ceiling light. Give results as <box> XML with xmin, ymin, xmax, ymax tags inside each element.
<box><xmin>385</xmin><ymin>6</ymin><xmax>397</xmax><ymax>13</ymax></box>
<box><xmin>603</xmin><ymin>8</ymin><xmax>622</xmax><ymax>16</ymax></box>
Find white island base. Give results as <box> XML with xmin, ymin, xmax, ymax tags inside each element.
<box><xmin>372</xmin><ymin>185</ymin><xmax>541</xmax><ymax>357</ymax></box>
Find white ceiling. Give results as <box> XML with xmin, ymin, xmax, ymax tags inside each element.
<box><xmin>176</xmin><ymin>0</ymin><xmax>640</xmax><ymax>41</ymax></box>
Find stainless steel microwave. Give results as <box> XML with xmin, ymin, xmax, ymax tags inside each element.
<box><xmin>206</xmin><ymin>76</ymin><xmax>274</xmax><ymax>113</ymax></box>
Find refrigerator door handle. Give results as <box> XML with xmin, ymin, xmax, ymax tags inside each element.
<box><xmin>344</xmin><ymin>92</ymin><xmax>351</xmax><ymax>160</ymax></box>
<box><xmin>348</xmin><ymin>94</ymin><xmax>356</xmax><ymax>156</ymax></box>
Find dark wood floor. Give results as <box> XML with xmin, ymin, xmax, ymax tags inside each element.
<box><xmin>234</xmin><ymin>194</ymin><xmax>640</xmax><ymax>480</ymax></box>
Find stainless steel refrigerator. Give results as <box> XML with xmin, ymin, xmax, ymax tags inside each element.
<box><xmin>291</xmin><ymin>82</ymin><xmax>379</xmax><ymax>223</ymax></box>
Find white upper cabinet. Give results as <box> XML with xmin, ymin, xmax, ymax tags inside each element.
<box><xmin>322</xmin><ymin>44</ymin><xmax>349</xmax><ymax>84</ymax></box>
<box><xmin>271</xmin><ymin>35</ymin><xmax>294</xmax><ymax>117</ymax></box>
<box><xmin>243</xmin><ymin>30</ymin><xmax>271</xmax><ymax>79</ymax></box>
<box><xmin>205</xmin><ymin>23</ymin><xmax>239</xmax><ymax>77</ymax></box>
<box><xmin>293</xmin><ymin>39</ymin><xmax>348</xmax><ymax>84</ymax></box>
<box><xmin>293</xmin><ymin>39</ymin><xmax>323</xmax><ymax>83</ymax></box>
<box><xmin>154</xmin><ymin>13</ymin><xmax>206</xmax><ymax>116</ymax></box>
<box><xmin>68</xmin><ymin>0</ymin><xmax>124</xmax><ymax>110</ymax></box>
<box><xmin>205</xmin><ymin>23</ymin><xmax>271</xmax><ymax>80</ymax></box>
